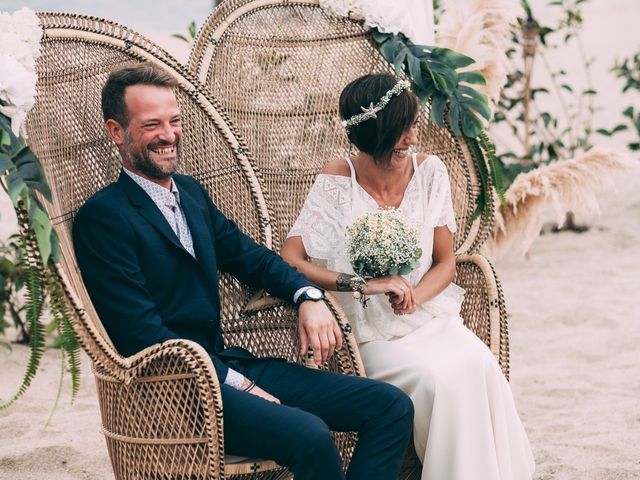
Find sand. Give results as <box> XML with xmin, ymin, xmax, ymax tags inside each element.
<box><xmin>500</xmin><ymin>167</ymin><xmax>640</xmax><ymax>480</ymax></box>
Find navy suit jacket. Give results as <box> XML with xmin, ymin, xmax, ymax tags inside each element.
<box><xmin>72</xmin><ymin>171</ymin><xmax>312</xmax><ymax>381</ymax></box>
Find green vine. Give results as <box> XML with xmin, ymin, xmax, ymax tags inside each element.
<box><xmin>466</xmin><ymin>138</ymin><xmax>492</xmax><ymax>221</ymax></box>
<box><xmin>0</xmin><ymin>259</ymin><xmax>45</xmax><ymax>409</ymax></box>
<box><xmin>47</xmin><ymin>269</ymin><xmax>81</xmax><ymax>400</ymax></box>
<box><xmin>1</xmin><ymin>110</ymin><xmax>81</xmax><ymax>411</ymax></box>
<box><xmin>478</xmin><ymin>130</ymin><xmax>506</xmax><ymax>203</ymax></box>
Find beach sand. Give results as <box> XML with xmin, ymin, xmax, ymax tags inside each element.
<box><xmin>1</xmin><ymin>166</ymin><xmax>639</xmax><ymax>479</ymax></box>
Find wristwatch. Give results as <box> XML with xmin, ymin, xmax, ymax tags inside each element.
<box><xmin>295</xmin><ymin>287</ymin><xmax>325</xmax><ymax>307</ymax></box>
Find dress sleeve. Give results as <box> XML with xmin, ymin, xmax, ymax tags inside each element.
<box><xmin>424</xmin><ymin>155</ymin><xmax>457</xmax><ymax>233</ymax></box>
<box><xmin>287</xmin><ymin>174</ymin><xmax>351</xmax><ymax>261</ymax></box>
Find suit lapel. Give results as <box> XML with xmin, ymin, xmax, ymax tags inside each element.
<box><xmin>174</xmin><ymin>176</ymin><xmax>220</xmax><ymax>292</ymax></box>
<box><xmin>116</xmin><ymin>171</ymin><xmax>189</xmax><ymax>256</ymax></box>
<box><xmin>177</xmin><ymin>180</ymin><xmax>216</xmax><ymax>263</ymax></box>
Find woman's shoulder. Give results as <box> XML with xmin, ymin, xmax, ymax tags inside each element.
<box><xmin>416</xmin><ymin>153</ymin><xmax>447</xmax><ymax>173</ymax></box>
<box><xmin>321</xmin><ymin>158</ymin><xmax>351</xmax><ymax>177</ymax></box>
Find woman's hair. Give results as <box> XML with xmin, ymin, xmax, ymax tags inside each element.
<box><xmin>339</xmin><ymin>73</ymin><xmax>419</xmax><ymax>166</ymax></box>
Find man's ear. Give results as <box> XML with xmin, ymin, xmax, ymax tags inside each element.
<box><xmin>105</xmin><ymin>119</ymin><xmax>125</xmax><ymax>146</ymax></box>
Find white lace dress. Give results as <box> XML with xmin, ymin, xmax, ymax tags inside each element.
<box><xmin>288</xmin><ymin>154</ymin><xmax>535</xmax><ymax>480</ymax></box>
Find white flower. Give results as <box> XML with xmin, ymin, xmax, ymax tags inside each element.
<box><xmin>318</xmin><ymin>0</ymin><xmax>427</xmax><ymax>42</ymax></box>
<box><xmin>346</xmin><ymin>208</ymin><xmax>422</xmax><ymax>278</ymax></box>
<box><xmin>320</xmin><ymin>0</ymin><xmax>364</xmax><ymax>22</ymax></box>
<box><xmin>0</xmin><ymin>54</ymin><xmax>37</xmax><ymax>136</ymax></box>
<box><xmin>0</xmin><ymin>7</ymin><xmax>42</xmax><ymax>137</ymax></box>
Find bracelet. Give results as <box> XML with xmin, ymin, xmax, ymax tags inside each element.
<box><xmin>336</xmin><ymin>273</ymin><xmax>366</xmax><ymax>293</ymax></box>
<box><xmin>243</xmin><ymin>380</ymin><xmax>256</xmax><ymax>393</ymax></box>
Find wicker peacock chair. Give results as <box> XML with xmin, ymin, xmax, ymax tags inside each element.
<box><xmin>23</xmin><ymin>12</ymin><xmax>364</xmax><ymax>480</ymax></box>
<box><xmin>188</xmin><ymin>1</ymin><xmax>510</xmax><ymax>477</ymax></box>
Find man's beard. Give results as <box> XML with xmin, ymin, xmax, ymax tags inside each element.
<box><xmin>123</xmin><ymin>131</ymin><xmax>181</xmax><ymax>180</ymax></box>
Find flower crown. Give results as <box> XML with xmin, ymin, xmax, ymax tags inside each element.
<box><xmin>341</xmin><ymin>79</ymin><xmax>411</xmax><ymax>129</ymax></box>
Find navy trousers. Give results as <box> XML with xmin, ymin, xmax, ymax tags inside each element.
<box><xmin>222</xmin><ymin>360</ymin><xmax>414</xmax><ymax>480</ymax></box>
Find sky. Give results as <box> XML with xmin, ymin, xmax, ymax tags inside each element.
<box><xmin>0</xmin><ymin>0</ymin><xmax>213</xmax><ymax>61</ymax></box>
<box><xmin>0</xmin><ymin>0</ymin><xmax>212</xmax><ymax>32</ymax></box>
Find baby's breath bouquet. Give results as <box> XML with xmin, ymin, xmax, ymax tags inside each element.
<box><xmin>346</xmin><ymin>208</ymin><xmax>422</xmax><ymax>279</ymax></box>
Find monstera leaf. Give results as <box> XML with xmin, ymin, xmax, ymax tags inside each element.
<box><xmin>372</xmin><ymin>31</ymin><xmax>491</xmax><ymax>138</ymax></box>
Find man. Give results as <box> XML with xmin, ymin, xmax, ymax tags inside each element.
<box><xmin>73</xmin><ymin>63</ymin><xmax>413</xmax><ymax>479</ymax></box>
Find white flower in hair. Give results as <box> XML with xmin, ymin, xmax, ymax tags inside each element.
<box><xmin>342</xmin><ymin>79</ymin><xmax>411</xmax><ymax>129</ymax></box>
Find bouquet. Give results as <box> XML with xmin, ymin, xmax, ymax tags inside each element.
<box><xmin>346</xmin><ymin>208</ymin><xmax>422</xmax><ymax>279</ymax></box>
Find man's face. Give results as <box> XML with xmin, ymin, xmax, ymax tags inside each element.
<box><xmin>120</xmin><ymin>84</ymin><xmax>182</xmax><ymax>181</ymax></box>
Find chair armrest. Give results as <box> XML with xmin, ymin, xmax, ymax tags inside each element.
<box><xmin>222</xmin><ymin>290</ymin><xmax>365</xmax><ymax>378</ymax></box>
<box><xmin>455</xmin><ymin>254</ymin><xmax>510</xmax><ymax>379</ymax></box>
<box><xmin>227</xmin><ymin>290</ymin><xmax>363</xmax><ymax>471</ymax></box>
<box><xmin>94</xmin><ymin>339</ymin><xmax>225</xmax><ymax>479</ymax></box>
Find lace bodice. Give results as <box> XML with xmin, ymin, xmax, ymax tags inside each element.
<box><xmin>288</xmin><ymin>153</ymin><xmax>464</xmax><ymax>343</ymax></box>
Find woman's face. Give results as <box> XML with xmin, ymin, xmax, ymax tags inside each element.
<box><xmin>392</xmin><ymin>118</ymin><xmax>419</xmax><ymax>161</ymax></box>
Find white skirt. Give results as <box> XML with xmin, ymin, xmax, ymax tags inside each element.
<box><xmin>358</xmin><ymin>315</ymin><xmax>535</xmax><ymax>480</ymax></box>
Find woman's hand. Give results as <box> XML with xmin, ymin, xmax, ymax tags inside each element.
<box><xmin>363</xmin><ymin>275</ymin><xmax>416</xmax><ymax>310</ymax></box>
<box><xmin>388</xmin><ymin>294</ymin><xmax>418</xmax><ymax>315</ymax></box>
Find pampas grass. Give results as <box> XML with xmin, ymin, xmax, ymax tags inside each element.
<box><xmin>484</xmin><ymin>149</ymin><xmax>637</xmax><ymax>259</ymax></box>
<box><xmin>437</xmin><ymin>0</ymin><xmax>520</xmax><ymax>106</ymax></box>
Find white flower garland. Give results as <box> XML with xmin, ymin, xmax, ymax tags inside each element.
<box><xmin>319</xmin><ymin>0</ymin><xmax>434</xmax><ymax>45</ymax></box>
<box><xmin>341</xmin><ymin>79</ymin><xmax>410</xmax><ymax>128</ymax></box>
<box><xmin>0</xmin><ymin>7</ymin><xmax>43</xmax><ymax>137</ymax></box>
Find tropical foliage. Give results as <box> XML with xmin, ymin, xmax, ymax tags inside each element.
<box><xmin>372</xmin><ymin>30</ymin><xmax>504</xmax><ymax>217</ymax></box>
<box><xmin>598</xmin><ymin>51</ymin><xmax>640</xmax><ymax>151</ymax></box>
<box><xmin>0</xmin><ymin>235</ymin><xmax>28</xmax><ymax>349</ymax></box>
<box><xmin>1</xmin><ymin>7</ymin><xmax>79</xmax><ymax>410</ymax></box>
<box><xmin>489</xmin><ymin>0</ymin><xmax>600</xmax><ymax>184</ymax></box>
<box><xmin>0</xmin><ymin>111</ymin><xmax>81</xmax><ymax>410</ymax></box>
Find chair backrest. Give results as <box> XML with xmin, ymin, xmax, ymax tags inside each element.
<box><xmin>189</xmin><ymin>0</ymin><xmax>494</xmax><ymax>254</ymax></box>
<box><xmin>27</xmin><ymin>13</ymin><xmax>273</xmax><ymax>373</ymax></box>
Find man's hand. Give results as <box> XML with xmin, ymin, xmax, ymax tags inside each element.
<box><xmin>241</xmin><ymin>378</ymin><xmax>280</xmax><ymax>404</ymax></box>
<box><xmin>298</xmin><ymin>300</ymin><xmax>344</xmax><ymax>365</ymax></box>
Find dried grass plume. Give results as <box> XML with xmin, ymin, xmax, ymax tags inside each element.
<box><xmin>436</xmin><ymin>0</ymin><xmax>521</xmax><ymax>106</ymax></box>
<box><xmin>484</xmin><ymin>148</ymin><xmax>637</xmax><ymax>259</ymax></box>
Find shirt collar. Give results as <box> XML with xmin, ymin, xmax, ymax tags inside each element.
<box><xmin>123</xmin><ymin>167</ymin><xmax>181</xmax><ymax>204</ymax></box>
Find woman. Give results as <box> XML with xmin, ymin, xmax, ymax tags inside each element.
<box><xmin>281</xmin><ymin>73</ymin><xmax>535</xmax><ymax>479</ymax></box>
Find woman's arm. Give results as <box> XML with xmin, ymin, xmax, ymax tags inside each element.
<box><xmin>391</xmin><ymin>225</ymin><xmax>456</xmax><ymax>314</ymax></box>
<box><xmin>281</xmin><ymin>236</ymin><xmax>415</xmax><ymax>308</ymax></box>
<box><xmin>281</xmin><ymin>236</ymin><xmax>343</xmax><ymax>290</ymax></box>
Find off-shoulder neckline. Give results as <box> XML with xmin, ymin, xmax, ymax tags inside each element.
<box><xmin>317</xmin><ymin>154</ymin><xmax>439</xmax><ymax>181</ymax></box>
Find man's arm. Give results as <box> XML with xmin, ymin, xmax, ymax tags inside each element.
<box><xmin>197</xmin><ymin>183</ymin><xmax>343</xmax><ymax>364</ymax></box>
<box><xmin>72</xmin><ymin>199</ymin><xmax>231</xmax><ymax>380</ymax></box>
<box><xmin>198</xmin><ymin>183</ymin><xmax>312</xmax><ymax>300</ymax></box>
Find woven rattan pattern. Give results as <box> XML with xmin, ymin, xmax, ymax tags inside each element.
<box><xmin>189</xmin><ymin>0</ymin><xmax>494</xmax><ymax>256</ymax></box>
<box><xmin>190</xmin><ymin>0</ymin><xmax>508</xmax><ymax>378</ymax></box>
<box><xmin>189</xmin><ymin>2</ymin><xmax>509</xmax><ymax>476</ymax></box>
<box><xmin>25</xmin><ymin>11</ymin><xmax>365</xmax><ymax>480</ymax></box>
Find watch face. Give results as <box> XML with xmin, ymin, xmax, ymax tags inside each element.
<box><xmin>307</xmin><ymin>288</ymin><xmax>324</xmax><ymax>300</ymax></box>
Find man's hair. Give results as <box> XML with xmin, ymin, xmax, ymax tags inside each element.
<box><xmin>101</xmin><ymin>63</ymin><xmax>178</xmax><ymax>126</ymax></box>
<box><xmin>339</xmin><ymin>73</ymin><xmax>419</xmax><ymax>167</ymax></box>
